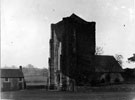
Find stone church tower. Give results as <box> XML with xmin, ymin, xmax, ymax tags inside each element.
<box><xmin>48</xmin><ymin>14</ymin><xmax>95</xmax><ymax>90</ymax></box>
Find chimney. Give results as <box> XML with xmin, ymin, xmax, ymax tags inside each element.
<box><xmin>19</xmin><ymin>66</ymin><xmax>22</xmax><ymax>71</ymax></box>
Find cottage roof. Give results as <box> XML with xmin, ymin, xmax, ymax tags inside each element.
<box><xmin>1</xmin><ymin>69</ymin><xmax>24</xmax><ymax>78</ymax></box>
<box><xmin>93</xmin><ymin>55</ymin><xmax>123</xmax><ymax>72</ymax></box>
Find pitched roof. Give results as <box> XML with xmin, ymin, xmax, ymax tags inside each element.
<box><xmin>74</xmin><ymin>55</ymin><xmax>123</xmax><ymax>73</ymax></box>
<box><xmin>69</xmin><ymin>13</ymin><xmax>88</xmax><ymax>24</ymax></box>
<box><xmin>93</xmin><ymin>55</ymin><xmax>123</xmax><ymax>72</ymax></box>
<box><xmin>1</xmin><ymin>69</ymin><xmax>24</xmax><ymax>78</ymax></box>
<box><xmin>66</xmin><ymin>13</ymin><xmax>95</xmax><ymax>24</ymax></box>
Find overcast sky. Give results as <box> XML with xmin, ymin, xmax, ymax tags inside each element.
<box><xmin>1</xmin><ymin>0</ymin><xmax>135</xmax><ymax>68</ymax></box>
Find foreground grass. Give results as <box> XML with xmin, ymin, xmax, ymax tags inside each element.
<box><xmin>1</xmin><ymin>89</ymin><xmax>135</xmax><ymax>100</ymax></box>
<box><xmin>1</xmin><ymin>84</ymin><xmax>135</xmax><ymax>100</ymax></box>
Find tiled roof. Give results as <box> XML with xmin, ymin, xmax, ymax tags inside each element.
<box><xmin>1</xmin><ymin>69</ymin><xmax>24</xmax><ymax>78</ymax></box>
<box><xmin>93</xmin><ymin>55</ymin><xmax>123</xmax><ymax>72</ymax></box>
<box><xmin>77</xmin><ymin>55</ymin><xmax>123</xmax><ymax>73</ymax></box>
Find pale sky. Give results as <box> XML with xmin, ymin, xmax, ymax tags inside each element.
<box><xmin>1</xmin><ymin>0</ymin><xmax>135</xmax><ymax>68</ymax></box>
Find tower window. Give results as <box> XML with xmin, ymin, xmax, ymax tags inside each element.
<box><xmin>5</xmin><ymin>78</ymin><xmax>9</xmax><ymax>82</ymax></box>
<box><xmin>19</xmin><ymin>78</ymin><xmax>22</xmax><ymax>82</ymax></box>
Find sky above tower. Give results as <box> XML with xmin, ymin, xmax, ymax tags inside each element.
<box><xmin>1</xmin><ymin>0</ymin><xmax>135</xmax><ymax>68</ymax></box>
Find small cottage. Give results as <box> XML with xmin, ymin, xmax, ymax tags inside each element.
<box><xmin>1</xmin><ymin>66</ymin><xmax>25</xmax><ymax>91</ymax></box>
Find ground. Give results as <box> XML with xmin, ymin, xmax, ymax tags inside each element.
<box><xmin>1</xmin><ymin>89</ymin><xmax>135</xmax><ymax>100</ymax></box>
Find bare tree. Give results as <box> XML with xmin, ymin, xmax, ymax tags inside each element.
<box><xmin>115</xmin><ymin>54</ymin><xmax>123</xmax><ymax>66</ymax></box>
<box><xmin>11</xmin><ymin>65</ymin><xmax>17</xmax><ymax>69</ymax></box>
<box><xmin>95</xmin><ymin>46</ymin><xmax>104</xmax><ymax>55</ymax></box>
<box><xmin>27</xmin><ymin>64</ymin><xmax>35</xmax><ymax>68</ymax></box>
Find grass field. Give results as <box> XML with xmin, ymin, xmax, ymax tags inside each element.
<box><xmin>24</xmin><ymin>74</ymin><xmax>48</xmax><ymax>87</ymax></box>
<box><xmin>1</xmin><ymin>84</ymin><xmax>135</xmax><ymax>100</ymax></box>
<box><xmin>1</xmin><ymin>89</ymin><xmax>135</xmax><ymax>100</ymax></box>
